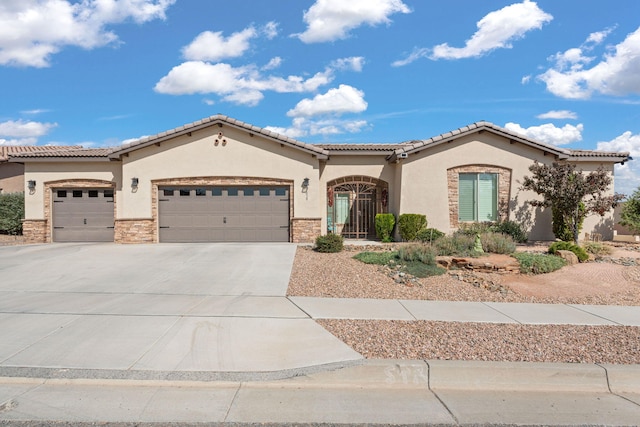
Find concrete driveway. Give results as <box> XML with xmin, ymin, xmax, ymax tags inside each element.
<box><xmin>0</xmin><ymin>243</ymin><xmax>361</xmax><ymax>374</ymax></box>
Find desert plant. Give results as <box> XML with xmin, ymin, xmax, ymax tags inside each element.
<box><xmin>481</xmin><ymin>232</ymin><xmax>516</xmax><ymax>254</ymax></box>
<box><xmin>548</xmin><ymin>241</ymin><xmax>589</xmax><ymax>262</ymax></box>
<box><xmin>512</xmin><ymin>252</ymin><xmax>567</xmax><ymax>274</ymax></box>
<box><xmin>397</xmin><ymin>243</ymin><xmax>437</xmax><ymax>265</ymax></box>
<box><xmin>416</xmin><ymin>227</ymin><xmax>445</xmax><ymax>243</ymax></box>
<box><xmin>434</xmin><ymin>234</ymin><xmax>475</xmax><ymax>256</ymax></box>
<box><xmin>398</xmin><ymin>213</ymin><xmax>427</xmax><ymax>241</ymax></box>
<box><xmin>314</xmin><ymin>234</ymin><xmax>344</xmax><ymax>253</ymax></box>
<box><xmin>401</xmin><ymin>261</ymin><xmax>446</xmax><ymax>278</ymax></box>
<box><xmin>494</xmin><ymin>220</ymin><xmax>528</xmax><ymax>243</ymax></box>
<box><xmin>353</xmin><ymin>251</ymin><xmax>397</xmax><ymax>265</ymax></box>
<box><xmin>375</xmin><ymin>213</ymin><xmax>396</xmax><ymax>243</ymax></box>
<box><xmin>0</xmin><ymin>192</ymin><xmax>25</xmax><ymax>235</ymax></box>
<box><xmin>582</xmin><ymin>241</ymin><xmax>613</xmax><ymax>256</ymax></box>
<box><xmin>455</xmin><ymin>222</ymin><xmax>496</xmax><ymax>236</ymax></box>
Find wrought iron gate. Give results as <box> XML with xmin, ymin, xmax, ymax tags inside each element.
<box><xmin>327</xmin><ymin>177</ymin><xmax>388</xmax><ymax>239</ymax></box>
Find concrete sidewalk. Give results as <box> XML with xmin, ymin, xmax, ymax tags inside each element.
<box><xmin>1</xmin><ymin>360</ymin><xmax>639</xmax><ymax>425</ymax></box>
<box><xmin>290</xmin><ymin>296</ymin><xmax>640</xmax><ymax>325</ymax></box>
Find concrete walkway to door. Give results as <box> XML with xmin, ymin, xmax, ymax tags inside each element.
<box><xmin>0</xmin><ymin>243</ymin><xmax>362</xmax><ymax>375</ymax></box>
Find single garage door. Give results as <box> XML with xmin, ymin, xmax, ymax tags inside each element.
<box><xmin>159</xmin><ymin>186</ymin><xmax>290</xmax><ymax>242</ymax></box>
<box><xmin>52</xmin><ymin>189</ymin><xmax>115</xmax><ymax>242</ymax></box>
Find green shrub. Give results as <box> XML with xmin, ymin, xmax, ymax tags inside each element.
<box><xmin>353</xmin><ymin>251</ymin><xmax>397</xmax><ymax>265</ymax></box>
<box><xmin>401</xmin><ymin>261</ymin><xmax>446</xmax><ymax>278</ymax></box>
<box><xmin>0</xmin><ymin>192</ymin><xmax>25</xmax><ymax>235</ymax></box>
<box><xmin>398</xmin><ymin>214</ymin><xmax>427</xmax><ymax>241</ymax></box>
<box><xmin>548</xmin><ymin>241</ymin><xmax>589</xmax><ymax>262</ymax></box>
<box><xmin>455</xmin><ymin>222</ymin><xmax>496</xmax><ymax>236</ymax></box>
<box><xmin>495</xmin><ymin>220</ymin><xmax>528</xmax><ymax>243</ymax></box>
<box><xmin>434</xmin><ymin>234</ymin><xmax>475</xmax><ymax>256</ymax></box>
<box><xmin>416</xmin><ymin>228</ymin><xmax>445</xmax><ymax>243</ymax></box>
<box><xmin>583</xmin><ymin>241</ymin><xmax>613</xmax><ymax>256</ymax></box>
<box><xmin>397</xmin><ymin>243</ymin><xmax>437</xmax><ymax>265</ymax></box>
<box><xmin>375</xmin><ymin>213</ymin><xmax>396</xmax><ymax>243</ymax></box>
<box><xmin>513</xmin><ymin>252</ymin><xmax>567</xmax><ymax>274</ymax></box>
<box><xmin>481</xmin><ymin>232</ymin><xmax>516</xmax><ymax>254</ymax></box>
<box><xmin>314</xmin><ymin>234</ymin><xmax>344</xmax><ymax>253</ymax></box>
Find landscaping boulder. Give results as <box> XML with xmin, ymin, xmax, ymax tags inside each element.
<box><xmin>556</xmin><ymin>249</ymin><xmax>579</xmax><ymax>265</ymax></box>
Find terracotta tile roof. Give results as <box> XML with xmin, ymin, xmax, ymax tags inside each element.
<box><xmin>7</xmin><ymin>147</ymin><xmax>114</xmax><ymax>159</ymax></box>
<box><xmin>0</xmin><ymin>145</ymin><xmax>84</xmax><ymax>161</ymax></box>
<box><xmin>394</xmin><ymin>121</ymin><xmax>630</xmax><ymax>164</ymax></box>
<box><xmin>110</xmin><ymin>114</ymin><xmax>329</xmax><ymax>159</ymax></box>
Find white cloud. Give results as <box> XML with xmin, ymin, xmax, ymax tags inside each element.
<box><xmin>268</xmin><ymin>85</ymin><xmax>369</xmax><ymax>138</ymax></box>
<box><xmin>262</xmin><ymin>57</ymin><xmax>282</xmax><ymax>70</ymax></box>
<box><xmin>296</xmin><ymin>0</ymin><xmax>410</xmax><ymax>43</ymax></box>
<box><xmin>504</xmin><ymin>122</ymin><xmax>583</xmax><ymax>146</ymax></box>
<box><xmin>538</xmin><ymin>26</ymin><xmax>640</xmax><ymax>99</ymax></box>
<box><xmin>391</xmin><ymin>47</ymin><xmax>429</xmax><ymax>67</ymax></box>
<box><xmin>430</xmin><ymin>0</ymin><xmax>552</xmax><ymax>60</ymax></box>
<box><xmin>597</xmin><ymin>131</ymin><xmax>640</xmax><ymax>196</ymax></box>
<box><xmin>263</xmin><ymin>21</ymin><xmax>279</xmax><ymax>39</ymax></box>
<box><xmin>287</xmin><ymin>85</ymin><xmax>367</xmax><ymax>117</ymax></box>
<box><xmin>265</xmin><ymin>117</ymin><xmax>369</xmax><ymax>138</ymax></box>
<box><xmin>20</xmin><ymin>108</ymin><xmax>51</xmax><ymax>115</ymax></box>
<box><xmin>0</xmin><ymin>119</ymin><xmax>57</xmax><ymax>145</ymax></box>
<box><xmin>0</xmin><ymin>0</ymin><xmax>175</xmax><ymax>67</ymax></box>
<box><xmin>521</xmin><ymin>75</ymin><xmax>532</xmax><ymax>84</ymax></box>
<box><xmin>182</xmin><ymin>27</ymin><xmax>257</xmax><ymax>62</ymax></box>
<box><xmin>330</xmin><ymin>56</ymin><xmax>365</xmax><ymax>72</ymax></box>
<box><xmin>155</xmin><ymin>56</ymin><xmax>363</xmax><ymax>106</ymax></box>
<box><xmin>536</xmin><ymin>110</ymin><xmax>578</xmax><ymax>120</ymax></box>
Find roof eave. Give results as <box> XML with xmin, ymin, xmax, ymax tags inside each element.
<box><xmin>109</xmin><ymin>116</ymin><xmax>329</xmax><ymax>160</ymax></box>
<box><xmin>8</xmin><ymin>157</ymin><xmax>115</xmax><ymax>163</ymax></box>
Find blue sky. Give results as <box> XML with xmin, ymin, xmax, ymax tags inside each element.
<box><xmin>1</xmin><ymin>0</ymin><xmax>639</xmax><ymax>194</ymax></box>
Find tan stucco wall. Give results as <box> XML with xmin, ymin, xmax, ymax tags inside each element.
<box><xmin>0</xmin><ymin>163</ymin><xmax>25</xmax><ymax>194</ymax></box>
<box><xmin>23</xmin><ymin>162</ymin><xmax>121</xmax><ymax>220</ymax></box>
<box><xmin>399</xmin><ymin>133</ymin><xmax>618</xmax><ymax>241</ymax></box>
<box><xmin>119</xmin><ymin>125</ymin><xmax>321</xmax><ymax>220</ymax></box>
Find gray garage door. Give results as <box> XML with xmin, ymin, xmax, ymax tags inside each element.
<box><xmin>52</xmin><ymin>189</ymin><xmax>115</xmax><ymax>242</ymax></box>
<box><xmin>158</xmin><ymin>186</ymin><xmax>290</xmax><ymax>242</ymax></box>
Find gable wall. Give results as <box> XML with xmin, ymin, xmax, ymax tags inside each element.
<box><xmin>401</xmin><ymin>133</ymin><xmax>556</xmax><ymax>240</ymax></box>
<box><xmin>120</xmin><ymin>125</ymin><xmax>321</xmax><ymax>220</ymax></box>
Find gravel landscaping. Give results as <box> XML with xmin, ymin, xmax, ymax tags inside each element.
<box><xmin>288</xmin><ymin>244</ymin><xmax>640</xmax><ymax>364</ymax></box>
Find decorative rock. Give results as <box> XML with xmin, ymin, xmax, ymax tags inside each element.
<box><xmin>556</xmin><ymin>249</ymin><xmax>579</xmax><ymax>265</ymax></box>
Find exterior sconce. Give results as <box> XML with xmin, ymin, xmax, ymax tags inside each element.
<box><xmin>27</xmin><ymin>180</ymin><xmax>36</xmax><ymax>191</ymax></box>
<box><xmin>131</xmin><ymin>177</ymin><xmax>139</xmax><ymax>188</ymax></box>
<box><xmin>302</xmin><ymin>178</ymin><xmax>310</xmax><ymax>191</ymax></box>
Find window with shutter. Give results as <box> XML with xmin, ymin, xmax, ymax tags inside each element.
<box><xmin>458</xmin><ymin>173</ymin><xmax>498</xmax><ymax>222</ymax></box>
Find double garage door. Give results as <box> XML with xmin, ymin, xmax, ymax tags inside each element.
<box><xmin>52</xmin><ymin>188</ymin><xmax>115</xmax><ymax>242</ymax></box>
<box><xmin>158</xmin><ymin>186</ymin><xmax>290</xmax><ymax>242</ymax></box>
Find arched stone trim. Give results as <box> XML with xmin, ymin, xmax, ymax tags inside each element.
<box><xmin>447</xmin><ymin>165</ymin><xmax>511</xmax><ymax>228</ymax></box>
<box><xmin>41</xmin><ymin>179</ymin><xmax>116</xmax><ymax>243</ymax></box>
<box><xmin>326</xmin><ymin>175</ymin><xmax>389</xmax><ymax>239</ymax></box>
<box><xmin>149</xmin><ymin>176</ymin><xmax>295</xmax><ymax>243</ymax></box>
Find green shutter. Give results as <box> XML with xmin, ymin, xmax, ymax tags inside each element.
<box><xmin>335</xmin><ymin>193</ymin><xmax>351</xmax><ymax>224</ymax></box>
<box><xmin>478</xmin><ymin>173</ymin><xmax>497</xmax><ymax>221</ymax></box>
<box><xmin>458</xmin><ymin>174</ymin><xmax>476</xmax><ymax>221</ymax></box>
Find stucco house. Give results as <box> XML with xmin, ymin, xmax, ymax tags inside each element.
<box><xmin>9</xmin><ymin>114</ymin><xmax>629</xmax><ymax>244</ymax></box>
<box><xmin>1</xmin><ymin>146</ymin><xmax>80</xmax><ymax>195</ymax></box>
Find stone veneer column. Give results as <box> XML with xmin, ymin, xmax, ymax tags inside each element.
<box><xmin>447</xmin><ymin>165</ymin><xmax>511</xmax><ymax>229</ymax></box>
<box><xmin>22</xmin><ymin>219</ymin><xmax>47</xmax><ymax>243</ymax></box>
<box><xmin>114</xmin><ymin>219</ymin><xmax>155</xmax><ymax>243</ymax></box>
<box><xmin>291</xmin><ymin>218</ymin><xmax>321</xmax><ymax>243</ymax></box>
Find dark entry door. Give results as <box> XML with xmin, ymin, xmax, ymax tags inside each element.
<box><xmin>52</xmin><ymin>189</ymin><xmax>115</xmax><ymax>242</ymax></box>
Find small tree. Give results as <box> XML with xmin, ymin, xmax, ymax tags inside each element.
<box><xmin>619</xmin><ymin>188</ymin><xmax>640</xmax><ymax>235</ymax></box>
<box><xmin>520</xmin><ymin>161</ymin><xmax>623</xmax><ymax>244</ymax></box>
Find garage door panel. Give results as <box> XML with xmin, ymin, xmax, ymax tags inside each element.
<box><xmin>159</xmin><ymin>186</ymin><xmax>289</xmax><ymax>243</ymax></box>
<box><xmin>52</xmin><ymin>189</ymin><xmax>114</xmax><ymax>242</ymax></box>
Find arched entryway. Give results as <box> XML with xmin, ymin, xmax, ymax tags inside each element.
<box><xmin>327</xmin><ymin>176</ymin><xmax>389</xmax><ymax>239</ymax></box>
